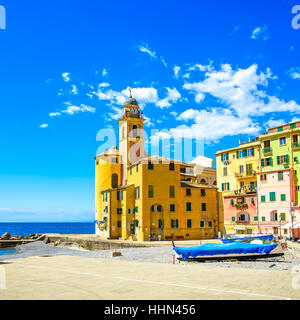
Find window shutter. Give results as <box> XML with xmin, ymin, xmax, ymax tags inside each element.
<box><xmin>286</xmin><ymin>154</ymin><xmax>289</xmax><ymax>164</ymax></box>
<box><xmin>236</xmin><ymin>151</ymin><xmax>239</xmax><ymax>159</ymax></box>
<box><xmin>252</xmin><ymin>148</ymin><xmax>255</xmax><ymax>156</ymax></box>
<box><xmin>221</xmin><ymin>154</ymin><xmax>224</xmax><ymax>161</ymax></box>
<box><xmin>277</xmin><ymin>156</ymin><xmax>280</xmax><ymax>165</ymax></box>
<box><xmin>261</xmin><ymin>159</ymin><xmax>265</xmax><ymax>167</ymax></box>
<box><xmin>270</xmin><ymin>157</ymin><xmax>273</xmax><ymax>166</ymax></box>
<box><xmin>222</xmin><ymin>184</ymin><xmax>224</xmax><ymax>191</ymax></box>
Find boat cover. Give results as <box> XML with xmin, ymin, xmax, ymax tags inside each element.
<box><xmin>222</xmin><ymin>235</ymin><xmax>274</xmax><ymax>244</ymax></box>
<box><xmin>173</xmin><ymin>242</ymin><xmax>278</xmax><ymax>260</ymax></box>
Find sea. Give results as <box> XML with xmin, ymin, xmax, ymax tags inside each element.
<box><xmin>0</xmin><ymin>222</ymin><xmax>95</xmax><ymax>237</ymax></box>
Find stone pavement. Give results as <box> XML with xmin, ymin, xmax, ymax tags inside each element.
<box><xmin>0</xmin><ymin>255</ymin><xmax>299</xmax><ymax>300</ymax></box>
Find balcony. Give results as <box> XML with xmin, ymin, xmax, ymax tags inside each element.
<box><xmin>263</xmin><ymin>147</ymin><xmax>272</xmax><ymax>154</ymax></box>
<box><xmin>236</xmin><ymin>220</ymin><xmax>250</xmax><ymax>224</ymax></box>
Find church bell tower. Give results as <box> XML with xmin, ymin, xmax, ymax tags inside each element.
<box><xmin>118</xmin><ymin>91</ymin><xmax>145</xmax><ymax>185</ymax></box>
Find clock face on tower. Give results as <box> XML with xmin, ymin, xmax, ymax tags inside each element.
<box><xmin>130</xmin><ymin>107</ymin><xmax>138</xmax><ymax>114</ymax></box>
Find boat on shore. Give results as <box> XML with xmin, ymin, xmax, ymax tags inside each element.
<box><xmin>172</xmin><ymin>240</ymin><xmax>279</xmax><ymax>261</ymax></box>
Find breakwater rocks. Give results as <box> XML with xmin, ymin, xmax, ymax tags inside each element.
<box><xmin>0</xmin><ymin>232</ymin><xmax>46</xmax><ymax>248</ymax></box>
<box><xmin>1</xmin><ymin>232</ymin><xmax>44</xmax><ymax>241</ymax></box>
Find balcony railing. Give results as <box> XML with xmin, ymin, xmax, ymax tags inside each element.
<box><xmin>236</xmin><ymin>220</ymin><xmax>250</xmax><ymax>224</ymax></box>
<box><xmin>263</xmin><ymin>147</ymin><xmax>272</xmax><ymax>154</ymax></box>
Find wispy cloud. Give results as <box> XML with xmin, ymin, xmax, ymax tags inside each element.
<box><xmin>287</xmin><ymin>67</ymin><xmax>300</xmax><ymax>80</ymax></box>
<box><xmin>62</xmin><ymin>72</ymin><xmax>71</xmax><ymax>82</ymax></box>
<box><xmin>40</xmin><ymin>123</ymin><xmax>48</xmax><ymax>128</ymax></box>
<box><xmin>138</xmin><ymin>43</ymin><xmax>168</xmax><ymax>67</ymax></box>
<box><xmin>251</xmin><ymin>25</ymin><xmax>270</xmax><ymax>41</ymax></box>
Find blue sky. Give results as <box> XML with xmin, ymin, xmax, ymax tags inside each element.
<box><xmin>0</xmin><ymin>0</ymin><xmax>299</xmax><ymax>222</ymax></box>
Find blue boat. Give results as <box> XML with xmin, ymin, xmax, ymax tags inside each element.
<box><xmin>221</xmin><ymin>235</ymin><xmax>274</xmax><ymax>244</ymax></box>
<box><xmin>173</xmin><ymin>242</ymin><xmax>278</xmax><ymax>261</ymax></box>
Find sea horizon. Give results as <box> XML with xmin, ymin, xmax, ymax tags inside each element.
<box><xmin>0</xmin><ymin>222</ymin><xmax>95</xmax><ymax>237</ymax></box>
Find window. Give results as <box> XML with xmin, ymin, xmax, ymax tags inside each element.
<box><xmin>186</xmin><ymin>188</ymin><xmax>191</xmax><ymax>196</ymax></box>
<box><xmin>261</xmin><ymin>157</ymin><xmax>273</xmax><ymax>167</ymax></box>
<box><xmin>117</xmin><ymin>191</ymin><xmax>120</xmax><ymax>200</ymax></box>
<box><xmin>271</xmin><ymin>211</ymin><xmax>278</xmax><ymax>221</ymax></box>
<box><xmin>180</xmin><ymin>167</ymin><xmax>186</xmax><ymax>173</ymax></box>
<box><xmin>278</xmin><ymin>127</ymin><xmax>283</xmax><ymax>132</ymax></box>
<box><xmin>202</xmin><ymin>203</ymin><xmax>207</xmax><ymax>212</ymax></box>
<box><xmin>200</xmin><ymin>179</ymin><xmax>207</xmax><ymax>184</ymax></box>
<box><xmin>291</xmin><ymin>123</ymin><xmax>296</xmax><ymax>129</ymax></box>
<box><xmin>230</xmin><ymin>199</ymin><xmax>234</xmax><ymax>205</ymax></box>
<box><xmin>232</xmin><ymin>217</ymin><xmax>235</xmax><ymax>222</ymax></box>
<box><xmin>223</xmin><ymin>167</ymin><xmax>227</xmax><ymax>176</ymax></box>
<box><xmin>117</xmin><ymin>208</ymin><xmax>122</xmax><ymax>214</ymax></box>
<box><xmin>281</xmin><ymin>194</ymin><xmax>286</xmax><ymax>201</ymax></box>
<box><xmin>254</xmin><ymin>216</ymin><xmax>258</xmax><ymax>221</ymax></box>
<box><xmin>240</xmin><ymin>182</ymin><xmax>244</xmax><ymax>189</ymax></box>
<box><xmin>130</xmin><ymin>167</ymin><xmax>132</xmax><ymax>175</ymax></box>
<box><xmin>169</xmin><ymin>162</ymin><xmax>175</xmax><ymax>171</ymax></box>
<box><xmin>130</xmin><ymin>224</ymin><xmax>135</xmax><ymax>235</ymax></box>
<box><xmin>201</xmin><ymin>189</ymin><xmax>206</xmax><ymax>197</ymax></box>
<box><xmin>171</xmin><ymin>219</ymin><xmax>178</xmax><ymax>228</ymax></box>
<box><xmin>262</xmin><ymin>216</ymin><xmax>266</xmax><ymax>222</ymax></box>
<box><xmin>151</xmin><ymin>205</ymin><xmax>161</xmax><ymax>212</ymax></box>
<box><xmin>200</xmin><ymin>221</ymin><xmax>205</xmax><ymax>228</ymax></box>
<box><xmin>187</xmin><ymin>219</ymin><xmax>192</xmax><ymax>228</ymax></box>
<box><xmin>170</xmin><ymin>204</ymin><xmax>175</xmax><ymax>212</ymax></box>
<box><xmin>260</xmin><ymin>174</ymin><xmax>267</xmax><ymax>181</ymax></box>
<box><xmin>221</xmin><ymin>153</ymin><xmax>229</xmax><ymax>161</ymax></box>
<box><xmin>117</xmin><ymin>221</ymin><xmax>122</xmax><ymax>228</ymax></box>
<box><xmin>246</xmin><ymin>164</ymin><xmax>253</xmax><ymax>176</ymax></box>
<box><xmin>111</xmin><ymin>157</ymin><xmax>118</xmax><ymax>164</ymax></box>
<box><xmin>239</xmin><ymin>150</ymin><xmax>247</xmax><ymax>158</ymax></box>
<box><xmin>135</xmin><ymin>187</ymin><xmax>140</xmax><ymax>200</ymax></box>
<box><xmin>280</xmin><ymin>212</ymin><xmax>286</xmax><ymax>221</ymax></box>
<box><xmin>169</xmin><ymin>185</ymin><xmax>175</xmax><ymax>198</ymax></box>
<box><xmin>186</xmin><ymin>202</ymin><xmax>192</xmax><ymax>211</ymax></box>
<box><xmin>208</xmin><ymin>221</ymin><xmax>212</xmax><ymax>228</ymax></box>
<box><xmin>148</xmin><ymin>162</ymin><xmax>154</xmax><ymax>170</ymax></box>
<box><xmin>251</xmin><ymin>197</ymin><xmax>255</xmax><ymax>204</ymax></box>
<box><xmin>222</xmin><ymin>183</ymin><xmax>230</xmax><ymax>191</ymax></box>
<box><xmin>247</xmin><ymin>229</ymin><xmax>253</xmax><ymax>234</ymax></box>
<box><xmin>111</xmin><ymin>174</ymin><xmax>118</xmax><ymax>188</ymax></box>
<box><xmin>277</xmin><ymin>155</ymin><xmax>289</xmax><ymax>165</ymax></box>
<box><xmin>105</xmin><ymin>192</ymin><xmax>108</xmax><ymax>202</ymax></box>
<box><xmin>136</xmin><ymin>164</ymin><xmax>139</xmax><ymax>172</ymax></box>
<box><xmin>240</xmin><ymin>165</ymin><xmax>244</xmax><ymax>174</ymax></box>
<box><xmin>261</xmin><ymin>195</ymin><xmax>266</xmax><ymax>202</ymax></box>
<box><xmin>132</xmin><ymin>125</ymin><xmax>138</xmax><ymax>138</ymax></box>
<box><xmin>248</xmin><ymin>148</ymin><xmax>254</xmax><ymax>157</ymax></box>
<box><xmin>270</xmin><ymin>192</ymin><xmax>276</xmax><ymax>202</ymax></box>
<box><xmin>158</xmin><ymin>219</ymin><xmax>163</xmax><ymax>229</ymax></box>
<box><xmin>280</xmin><ymin>137</ymin><xmax>286</xmax><ymax>146</ymax></box>
<box><xmin>148</xmin><ymin>185</ymin><xmax>154</xmax><ymax>198</ymax></box>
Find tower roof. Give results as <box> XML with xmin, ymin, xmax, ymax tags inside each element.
<box><xmin>123</xmin><ymin>96</ymin><xmax>138</xmax><ymax>106</ymax></box>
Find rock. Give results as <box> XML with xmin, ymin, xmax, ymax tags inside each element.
<box><xmin>53</xmin><ymin>241</ymin><xmax>60</xmax><ymax>246</ymax></box>
<box><xmin>1</xmin><ymin>232</ymin><xmax>11</xmax><ymax>240</ymax></box>
<box><xmin>110</xmin><ymin>251</ymin><xmax>122</xmax><ymax>257</ymax></box>
<box><xmin>43</xmin><ymin>236</ymin><xmax>50</xmax><ymax>244</ymax></box>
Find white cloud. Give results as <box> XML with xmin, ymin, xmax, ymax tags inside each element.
<box><xmin>61</xmin><ymin>103</ymin><xmax>96</xmax><ymax>115</ymax></box>
<box><xmin>264</xmin><ymin>119</ymin><xmax>285</xmax><ymax>129</ymax></box>
<box><xmin>152</xmin><ymin>108</ymin><xmax>260</xmax><ymax>143</ymax></box>
<box><xmin>102</xmin><ymin>68</ymin><xmax>108</xmax><ymax>77</ymax></box>
<box><xmin>40</xmin><ymin>123</ymin><xmax>48</xmax><ymax>128</ymax></box>
<box><xmin>288</xmin><ymin>67</ymin><xmax>300</xmax><ymax>80</ymax></box>
<box><xmin>49</xmin><ymin>112</ymin><xmax>61</xmax><ymax>117</ymax></box>
<box><xmin>71</xmin><ymin>84</ymin><xmax>78</xmax><ymax>95</ymax></box>
<box><xmin>251</xmin><ymin>25</ymin><xmax>270</xmax><ymax>41</ymax></box>
<box><xmin>62</xmin><ymin>72</ymin><xmax>71</xmax><ymax>82</ymax></box>
<box><xmin>156</xmin><ymin>88</ymin><xmax>181</xmax><ymax>109</ymax></box>
<box><xmin>92</xmin><ymin>86</ymin><xmax>181</xmax><ymax>109</ymax></box>
<box><xmin>183</xmin><ymin>63</ymin><xmax>299</xmax><ymax>117</ymax></box>
<box><xmin>138</xmin><ymin>44</ymin><xmax>157</xmax><ymax>59</ymax></box>
<box><xmin>108</xmin><ymin>106</ymin><xmax>123</xmax><ymax>120</ymax></box>
<box><xmin>174</xmin><ymin>66</ymin><xmax>181</xmax><ymax>79</ymax></box>
<box><xmin>99</xmin><ymin>82</ymin><xmax>110</xmax><ymax>87</ymax></box>
<box><xmin>138</xmin><ymin>43</ymin><xmax>167</xmax><ymax>67</ymax></box>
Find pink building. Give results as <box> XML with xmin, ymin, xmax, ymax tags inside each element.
<box><xmin>223</xmin><ymin>193</ymin><xmax>258</xmax><ymax>234</ymax></box>
<box><xmin>257</xmin><ymin>168</ymin><xmax>300</xmax><ymax>237</ymax></box>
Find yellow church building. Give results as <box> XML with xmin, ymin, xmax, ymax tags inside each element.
<box><xmin>95</xmin><ymin>95</ymin><xmax>218</xmax><ymax>241</ymax></box>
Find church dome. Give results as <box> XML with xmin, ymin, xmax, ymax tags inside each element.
<box><xmin>123</xmin><ymin>97</ymin><xmax>138</xmax><ymax>106</ymax></box>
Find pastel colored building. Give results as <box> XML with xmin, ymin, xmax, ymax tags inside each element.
<box><xmin>216</xmin><ymin>139</ymin><xmax>260</xmax><ymax>235</ymax></box>
<box><xmin>258</xmin><ymin>121</ymin><xmax>300</xmax><ymax>237</ymax></box>
<box><xmin>95</xmin><ymin>95</ymin><xmax>218</xmax><ymax>241</ymax></box>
